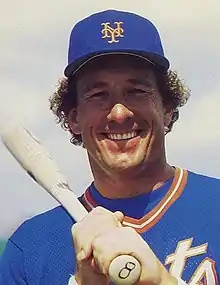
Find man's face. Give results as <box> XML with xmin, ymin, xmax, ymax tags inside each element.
<box><xmin>70</xmin><ymin>55</ymin><xmax>172</xmax><ymax>173</ymax></box>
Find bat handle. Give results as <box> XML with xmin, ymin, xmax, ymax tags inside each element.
<box><xmin>109</xmin><ymin>255</ymin><xmax>141</xmax><ymax>285</ymax></box>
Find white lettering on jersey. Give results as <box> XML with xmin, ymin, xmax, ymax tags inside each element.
<box><xmin>165</xmin><ymin>238</ymin><xmax>207</xmax><ymax>277</ymax></box>
<box><xmin>189</xmin><ymin>258</ymin><xmax>217</xmax><ymax>285</ymax></box>
<box><xmin>165</xmin><ymin>238</ymin><xmax>217</xmax><ymax>284</ymax></box>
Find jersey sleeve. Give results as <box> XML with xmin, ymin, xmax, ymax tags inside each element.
<box><xmin>0</xmin><ymin>239</ymin><xmax>27</xmax><ymax>284</ymax></box>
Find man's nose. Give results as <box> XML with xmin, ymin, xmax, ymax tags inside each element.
<box><xmin>107</xmin><ymin>103</ymin><xmax>133</xmax><ymax>125</ymax></box>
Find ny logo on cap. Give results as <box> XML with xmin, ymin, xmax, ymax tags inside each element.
<box><xmin>101</xmin><ymin>21</ymin><xmax>124</xmax><ymax>43</ymax></box>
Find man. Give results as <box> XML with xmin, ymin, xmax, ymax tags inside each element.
<box><xmin>0</xmin><ymin>9</ymin><xmax>219</xmax><ymax>285</ymax></box>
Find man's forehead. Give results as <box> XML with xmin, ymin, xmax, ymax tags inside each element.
<box><xmin>76</xmin><ymin>54</ymin><xmax>154</xmax><ymax>78</ymax></box>
<box><xmin>76</xmin><ymin>66</ymin><xmax>156</xmax><ymax>93</ymax></box>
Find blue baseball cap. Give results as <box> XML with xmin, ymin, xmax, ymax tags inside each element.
<box><xmin>64</xmin><ymin>9</ymin><xmax>170</xmax><ymax>77</ymax></box>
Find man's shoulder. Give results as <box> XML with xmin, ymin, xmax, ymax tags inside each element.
<box><xmin>187</xmin><ymin>169</ymin><xmax>220</xmax><ymax>189</ymax></box>
<box><xmin>9</xmin><ymin>205</ymin><xmax>74</xmax><ymax>251</ymax></box>
<box><xmin>183</xmin><ymin>169</ymin><xmax>220</xmax><ymax>205</ymax></box>
<box><xmin>2</xmin><ymin>206</ymin><xmax>77</xmax><ymax>283</ymax></box>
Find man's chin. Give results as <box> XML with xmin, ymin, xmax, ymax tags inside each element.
<box><xmin>102</xmin><ymin>153</ymin><xmax>145</xmax><ymax>173</ymax></box>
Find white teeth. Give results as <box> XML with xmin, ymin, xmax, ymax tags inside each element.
<box><xmin>107</xmin><ymin>131</ymin><xmax>137</xmax><ymax>140</ymax></box>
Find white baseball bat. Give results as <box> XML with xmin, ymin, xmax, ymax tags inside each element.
<box><xmin>0</xmin><ymin>123</ymin><xmax>141</xmax><ymax>285</ymax></box>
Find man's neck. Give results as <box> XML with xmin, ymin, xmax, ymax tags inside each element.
<box><xmin>92</xmin><ymin>162</ymin><xmax>175</xmax><ymax>199</ymax></box>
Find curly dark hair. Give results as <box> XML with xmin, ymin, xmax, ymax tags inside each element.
<box><xmin>49</xmin><ymin>69</ymin><xmax>191</xmax><ymax>146</ymax></box>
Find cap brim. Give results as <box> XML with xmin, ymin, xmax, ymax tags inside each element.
<box><xmin>64</xmin><ymin>51</ymin><xmax>169</xmax><ymax>78</ymax></box>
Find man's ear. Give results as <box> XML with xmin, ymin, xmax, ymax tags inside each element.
<box><xmin>68</xmin><ymin>109</ymin><xmax>81</xmax><ymax>135</ymax></box>
<box><xmin>163</xmin><ymin>105</ymin><xmax>173</xmax><ymax>128</ymax></box>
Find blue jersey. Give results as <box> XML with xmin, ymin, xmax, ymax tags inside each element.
<box><xmin>0</xmin><ymin>167</ymin><xmax>219</xmax><ymax>284</ymax></box>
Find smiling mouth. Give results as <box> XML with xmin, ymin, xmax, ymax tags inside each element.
<box><xmin>104</xmin><ymin>131</ymin><xmax>143</xmax><ymax>141</ymax></box>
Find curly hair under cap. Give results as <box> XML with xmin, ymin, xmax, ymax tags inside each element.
<box><xmin>49</xmin><ymin>69</ymin><xmax>191</xmax><ymax>146</ymax></box>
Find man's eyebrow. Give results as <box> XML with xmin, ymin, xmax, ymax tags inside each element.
<box><xmin>83</xmin><ymin>82</ymin><xmax>108</xmax><ymax>93</ymax></box>
<box><xmin>81</xmin><ymin>77</ymin><xmax>154</xmax><ymax>93</ymax></box>
<box><xmin>126</xmin><ymin>78</ymin><xmax>154</xmax><ymax>87</ymax></box>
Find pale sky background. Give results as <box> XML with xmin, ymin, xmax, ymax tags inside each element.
<box><xmin>0</xmin><ymin>0</ymin><xmax>220</xmax><ymax>238</ymax></box>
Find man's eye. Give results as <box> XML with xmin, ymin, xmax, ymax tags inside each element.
<box><xmin>127</xmin><ymin>88</ymin><xmax>146</xmax><ymax>95</ymax></box>
<box><xmin>89</xmin><ymin>92</ymin><xmax>108</xmax><ymax>99</ymax></box>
